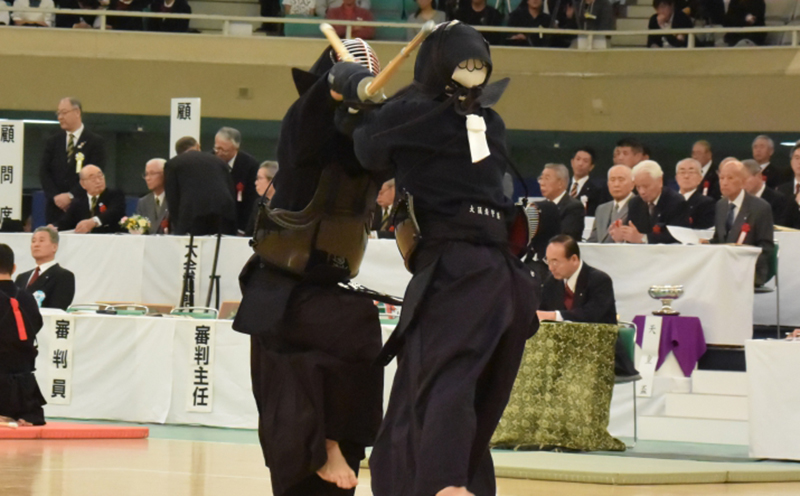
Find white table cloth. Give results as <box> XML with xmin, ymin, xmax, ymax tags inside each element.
<box><xmin>752</xmin><ymin>232</ymin><xmax>800</xmax><ymax>327</ymax></box>
<box><xmin>745</xmin><ymin>339</ymin><xmax>800</xmax><ymax>460</ymax></box>
<box><xmin>1</xmin><ymin>234</ymin><xmax>762</xmax><ymax>344</ymax></box>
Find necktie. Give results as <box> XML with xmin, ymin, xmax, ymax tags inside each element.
<box><xmin>564</xmin><ymin>284</ymin><xmax>575</xmax><ymax>311</ymax></box>
<box><xmin>91</xmin><ymin>196</ymin><xmax>98</xmax><ymax>214</ymax></box>
<box><xmin>570</xmin><ymin>182</ymin><xmax>579</xmax><ymax>198</ymax></box>
<box><xmin>155</xmin><ymin>197</ymin><xmax>161</xmax><ymax>209</ymax></box>
<box><xmin>27</xmin><ymin>267</ymin><xmax>40</xmax><ymax>287</ymax></box>
<box><xmin>67</xmin><ymin>133</ymin><xmax>75</xmax><ymax>161</ymax></box>
<box><xmin>725</xmin><ymin>202</ymin><xmax>736</xmax><ymax>234</ymax></box>
<box><xmin>380</xmin><ymin>207</ymin><xmax>391</xmax><ymax>230</ymax></box>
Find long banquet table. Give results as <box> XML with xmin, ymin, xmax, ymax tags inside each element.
<box><xmin>0</xmin><ymin>233</ymin><xmax>764</xmax><ymax>345</ymax></box>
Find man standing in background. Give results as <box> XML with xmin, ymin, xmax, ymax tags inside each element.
<box><xmin>213</xmin><ymin>127</ymin><xmax>259</xmax><ymax>235</ymax></box>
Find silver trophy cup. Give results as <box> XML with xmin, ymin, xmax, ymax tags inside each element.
<box><xmin>648</xmin><ymin>285</ymin><xmax>684</xmax><ymax>316</ymax></box>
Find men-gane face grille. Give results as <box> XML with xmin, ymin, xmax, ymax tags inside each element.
<box><xmin>336</xmin><ymin>39</ymin><xmax>381</xmax><ymax>76</ymax></box>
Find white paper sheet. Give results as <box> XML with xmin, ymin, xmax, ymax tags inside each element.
<box><xmin>667</xmin><ymin>225</ymin><xmax>714</xmax><ymax>245</ymax></box>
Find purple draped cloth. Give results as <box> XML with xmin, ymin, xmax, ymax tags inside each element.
<box><xmin>633</xmin><ymin>315</ymin><xmax>707</xmax><ymax>377</ymax></box>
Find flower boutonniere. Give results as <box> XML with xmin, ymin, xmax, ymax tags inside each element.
<box><xmin>652</xmin><ymin>225</ymin><xmax>661</xmax><ymax>235</ymax></box>
<box><xmin>236</xmin><ymin>182</ymin><xmax>244</xmax><ymax>202</ymax></box>
<box><xmin>99</xmin><ymin>203</ymin><xmax>107</xmax><ymax>213</ymax></box>
<box><xmin>737</xmin><ymin>223</ymin><xmax>750</xmax><ymax>245</ymax></box>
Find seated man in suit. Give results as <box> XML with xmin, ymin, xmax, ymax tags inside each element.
<box><xmin>136</xmin><ymin>158</ymin><xmax>169</xmax><ymax>234</ymax></box>
<box><xmin>752</xmin><ymin>135</ymin><xmax>790</xmax><ymax>189</ymax></box>
<box><xmin>14</xmin><ymin>227</ymin><xmax>75</xmax><ymax>311</ymax></box>
<box><xmin>676</xmin><ymin>158</ymin><xmax>715</xmax><ymax>229</ymax></box>
<box><xmin>568</xmin><ymin>146</ymin><xmax>608</xmax><ymax>216</ymax></box>
<box><xmin>705</xmin><ymin>160</ymin><xmax>774</xmax><ymax>287</ymax></box>
<box><xmin>536</xmin><ymin>235</ymin><xmax>638</xmax><ymax>377</ymax></box>
<box><xmin>777</xmin><ymin>143</ymin><xmax>800</xmax><ymax>229</ymax></box>
<box><xmin>742</xmin><ymin>159</ymin><xmax>789</xmax><ymax>227</ymax></box>
<box><xmin>370</xmin><ymin>178</ymin><xmax>396</xmax><ymax>239</ymax></box>
<box><xmin>612</xmin><ymin>160</ymin><xmax>689</xmax><ymax>244</ymax></box>
<box><xmin>691</xmin><ymin>140</ymin><xmax>720</xmax><ymax>200</ymax></box>
<box><xmin>588</xmin><ymin>165</ymin><xmax>635</xmax><ymax>243</ymax></box>
<box><xmin>164</xmin><ymin>137</ymin><xmax>237</xmax><ymax>236</ymax></box>
<box><xmin>539</xmin><ymin>163</ymin><xmax>585</xmax><ymax>240</ymax></box>
<box><xmin>0</xmin><ymin>244</ymin><xmax>46</xmax><ymax>427</ymax></box>
<box><xmin>57</xmin><ymin>165</ymin><xmax>125</xmax><ymax>234</ymax></box>
<box><xmin>612</xmin><ymin>137</ymin><xmax>647</xmax><ymax>169</ymax></box>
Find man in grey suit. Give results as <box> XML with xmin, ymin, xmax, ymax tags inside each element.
<box><xmin>136</xmin><ymin>158</ymin><xmax>169</xmax><ymax>234</ymax></box>
<box><xmin>588</xmin><ymin>165</ymin><xmax>634</xmax><ymax>243</ymax></box>
<box><xmin>708</xmin><ymin>160</ymin><xmax>774</xmax><ymax>287</ymax></box>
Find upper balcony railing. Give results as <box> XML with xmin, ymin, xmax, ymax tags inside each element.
<box><xmin>1</xmin><ymin>6</ymin><xmax>799</xmax><ymax>49</ymax></box>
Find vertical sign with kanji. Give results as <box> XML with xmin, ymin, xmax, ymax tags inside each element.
<box><xmin>186</xmin><ymin>321</ymin><xmax>215</xmax><ymax>412</ymax></box>
<box><xmin>636</xmin><ymin>316</ymin><xmax>663</xmax><ymax>398</ymax></box>
<box><xmin>48</xmin><ymin>315</ymin><xmax>75</xmax><ymax>405</ymax></box>
<box><xmin>169</xmin><ymin>98</ymin><xmax>201</xmax><ymax>159</ymax></box>
<box><xmin>0</xmin><ymin>120</ymin><xmax>24</xmax><ymax>221</ymax></box>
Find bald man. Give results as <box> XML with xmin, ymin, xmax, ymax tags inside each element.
<box><xmin>711</xmin><ymin>160</ymin><xmax>774</xmax><ymax>286</ymax></box>
<box><xmin>136</xmin><ymin>158</ymin><xmax>169</xmax><ymax>234</ymax></box>
<box><xmin>57</xmin><ymin>165</ymin><xmax>125</xmax><ymax>234</ymax></box>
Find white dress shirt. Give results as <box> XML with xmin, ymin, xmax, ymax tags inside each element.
<box><xmin>682</xmin><ymin>188</ymin><xmax>697</xmax><ymax>201</ymax></box>
<box><xmin>228</xmin><ymin>155</ymin><xmax>237</xmax><ymax>171</ymax></box>
<box><xmin>87</xmin><ymin>192</ymin><xmax>102</xmax><ymax>226</ymax></box>
<box><xmin>570</xmin><ymin>176</ymin><xmax>589</xmax><ymax>196</ymax></box>
<box><xmin>755</xmin><ymin>183</ymin><xmax>766</xmax><ymax>198</ymax></box>
<box><xmin>555</xmin><ymin>260</ymin><xmax>584</xmax><ymax>322</ymax></box>
<box><xmin>28</xmin><ymin>259</ymin><xmax>58</xmax><ymax>286</ymax></box>
<box><xmin>614</xmin><ymin>192</ymin><xmax>633</xmax><ymax>212</ymax></box>
<box><xmin>701</xmin><ymin>161</ymin><xmax>712</xmax><ymax>178</ymax></box>
<box><xmin>551</xmin><ymin>190</ymin><xmax>567</xmax><ymax>205</ymax></box>
<box><xmin>729</xmin><ymin>189</ymin><xmax>746</xmax><ymax>221</ymax></box>
<box><xmin>66</xmin><ymin>124</ymin><xmax>84</xmax><ymax>150</ymax></box>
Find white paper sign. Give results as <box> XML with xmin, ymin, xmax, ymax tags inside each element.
<box><xmin>636</xmin><ymin>315</ymin><xmax>663</xmax><ymax>398</ymax></box>
<box><xmin>186</xmin><ymin>320</ymin><xmax>215</xmax><ymax>413</ymax></box>
<box><xmin>48</xmin><ymin>315</ymin><xmax>75</xmax><ymax>405</ymax></box>
<box><xmin>667</xmin><ymin>226</ymin><xmax>715</xmax><ymax>245</ymax></box>
<box><xmin>169</xmin><ymin>98</ymin><xmax>201</xmax><ymax>158</ymax></box>
<box><xmin>0</xmin><ymin>120</ymin><xmax>24</xmax><ymax>222</ymax></box>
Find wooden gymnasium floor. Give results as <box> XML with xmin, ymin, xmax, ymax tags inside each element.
<box><xmin>3</xmin><ymin>423</ymin><xmax>800</xmax><ymax>496</ymax></box>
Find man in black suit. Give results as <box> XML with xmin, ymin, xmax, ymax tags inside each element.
<box><xmin>752</xmin><ymin>135</ymin><xmax>790</xmax><ymax>189</ymax></box>
<box><xmin>743</xmin><ymin>159</ymin><xmax>789</xmax><ymax>226</ymax></box>
<box><xmin>214</xmin><ymin>127</ymin><xmax>259</xmax><ymax>235</ymax></box>
<box><xmin>776</xmin><ymin>143</ymin><xmax>800</xmax><ymax>229</ymax></box>
<box><xmin>536</xmin><ymin>235</ymin><xmax>638</xmax><ymax>377</ymax></box>
<box><xmin>539</xmin><ymin>163</ymin><xmax>585</xmax><ymax>240</ymax></box>
<box><xmin>165</xmin><ymin>137</ymin><xmax>237</xmax><ymax>236</ymax></box>
<box><xmin>691</xmin><ymin>140</ymin><xmax>720</xmax><ymax>200</ymax></box>
<box><xmin>14</xmin><ymin>227</ymin><xmax>75</xmax><ymax>311</ymax></box>
<box><xmin>370</xmin><ymin>179</ymin><xmax>396</xmax><ymax>239</ymax></box>
<box><xmin>57</xmin><ymin>165</ymin><xmax>125</xmax><ymax>234</ymax></box>
<box><xmin>568</xmin><ymin>146</ymin><xmax>609</xmax><ymax>216</ymax></box>
<box><xmin>614</xmin><ymin>160</ymin><xmax>689</xmax><ymax>244</ymax></box>
<box><xmin>676</xmin><ymin>158</ymin><xmax>715</xmax><ymax>229</ymax></box>
<box><xmin>613</xmin><ymin>137</ymin><xmax>647</xmax><ymax>169</ymax></box>
<box><xmin>708</xmin><ymin>160</ymin><xmax>774</xmax><ymax>287</ymax></box>
<box><xmin>40</xmin><ymin>97</ymin><xmax>106</xmax><ymax>225</ymax></box>
<box><xmin>648</xmin><ymin>0</ymin><xmax>695</xmax><ymax>48</ymax></box>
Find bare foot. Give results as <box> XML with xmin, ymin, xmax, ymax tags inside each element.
<box><xmin>0</xmin><ymin>416</ymin><xmax>18</xmax><ymax>429</ymax></box>
<box><xmin>316</xmin><ymin>440</ymin><xmax>358</xmax><ymax>489</ymax></box>
<box><xmin>436</xmin><ymin>487</ymin><xmax>474</xmax><ymax>496</ymax></box>
<box><xmin>17</xmin><ymin>419</ymin><xmax>32</xmax><ymax>427</ymax></box>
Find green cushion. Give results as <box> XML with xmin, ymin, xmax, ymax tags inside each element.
<box><xmin>618</xmin><ymin>325</ymin><xmax>636</xmax><ymax>361</ymax></box>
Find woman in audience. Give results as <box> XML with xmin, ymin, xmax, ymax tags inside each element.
<box><xmin>647</xmin><ymin>0</ymin><xmax>694</xmax><ymax>48</ymax></box>
<box><xmin>106</xmin><ymin>0</ymin><xmax>149</xmax><ymax>31</ymax></box>
<box><xmin>406</xmin><ymin>0</ymin><xmax>445</xmax><ymax>41</ymax></box>
<box><xmin>506</xmin><ymin>0</ymin><xmax>550</xmax><ymax>47</ymax></box>
<box><xmin>723</xmin><ymin>0</ymin><xmax>765</xmax><ymax>46</ymax></box>
<box><xmin>150</xmin><ymin>0</ymin><xmax>192</xmax><ymax>32</ymax></box>
<box><xmin>11</xmin><ymin>0</ymin><xmax>56</xmax><ymax>27</ymax></box>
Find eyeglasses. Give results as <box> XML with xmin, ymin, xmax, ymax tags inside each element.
<box><xmin>142</xmin><ymin>172</ymin><xmax>163</xmax><ymax>178</ymax></box>
<box><xmin>55</xmin><ymin>108</ymin><xmax>78</xmax><ymax>118</ymax></box>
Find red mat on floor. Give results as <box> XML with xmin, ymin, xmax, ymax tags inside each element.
<box><xmin>0</xmin><ymin>422</ymin><xmax>149</xmax><ymax>440</ymax></box>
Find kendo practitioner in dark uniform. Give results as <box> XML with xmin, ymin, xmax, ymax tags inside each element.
<box><xmin>232</xmin><ymin>39</ymin><xmax>387</xmax><ymax>496</ymax></box>
<box><xmin>329</xmin><ymin>21</ymin><xmax>541</xmax><ymax>496</ymax></box>
<box><xmin>0</xmin><ymin>244</ymin><xmax>46</xmax><ymax>427</ymax></box>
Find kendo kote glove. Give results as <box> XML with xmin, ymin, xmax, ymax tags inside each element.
<box><xmin>328</xmin><ymin>61</ymin><xmax>375</xmax><ymax>103</ymax></box>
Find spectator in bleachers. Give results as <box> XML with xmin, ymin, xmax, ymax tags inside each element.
<box><xmin>11</xmin><ymin>0</ymin><xmax>55</xmax><ymax>27</ymax></box>
<box><xmin>505</xmin><ymin>0</ymin><xmax>550</xmax><ymax>47</ymax></box>
<box><xmin>691</xmin><ymin>139</ymin><xmax>720</xmax><ymax>200</ymax></box>
<box><xmin>150</xmin><ymin>0</ymin><xmax>192</xmax><ymax>32</ymax></box>
<box><xmin>106</xmin><ymin>0</ymin><xmax>149</xmax><ymax>31</ymax></box>
<box><xmin>326</xmin><ymin>0</ymin><xmax>375</xmax><ymax>39</ymax></box>
<box><xmin>57</xmin><ymin>165</ymin><xmax>126</xmax><ymax>234</ymax></box>
<box><xmin>588</xmin><ymin>165</ymin><xmax>635</xmax><ymax>243</ymax></box>
<box><xmin>647</xmin><ymin>0</ymin><xmax>694</xmax><ymax>48</ymax></box>
<box><xmin>214</xmin><ymin>127</ymin><xmax>260</xmax><ymax>235</ymax></box>
<box><xmin>245</xmin><ymin>161</ymin><xmax>279</xmax><ymax>236</ymax></box>
<box><xmin>742</xmin><ymin>159</ymin><xmax>789</xmax><ymax>227</ymax></box>
<box><xmin>284</xmin><ymin>0</ymin><xmax>318</xmax><ymax>16</ymax></box>
<box><xmin>752</xmin><ymin>135</ymin><xmax>790</xmax><ymax>189</ymax></box>
<box><xmin>136</xmin><ymin>159</ymin><xmax>169</xmax><ymax>234</ymax></box>
<box><xmin>724</xmin><ymin>0</ymin><xmax>765</xmax><ymax>46</ymax></box>
<box><xmin>454</xmin><ymin>0</ymin><xmax>503</xmax><ymax>44</ymax></box>
<box><xmin>406</xmin><ymin>0</ymin><xmax>446</xmax><ymax>41</ymax></box>
<box><xmin>563</xmin><ymin>0</ymin><xmax>615</xmax><ymax>32</ymax></box>
<box><xmin>613</xmin><ymin>160</ymin><xmax>689</xmax><ymax>244</ymax></box>
<box><xmin>613</xmin><ymin>137</ymin><xmax>646</xmax><ymax>168</ymax></box>
<box><xmin>777</xmin><ymin>143</ymin><xmax>800</xmax><ymax>229</ymax></box>
<box><xmin>315</xmin><ymin>0</ymin><xmax>370</xmax><ymax>17</ymax></box>
<box><xmin>14</xmin><ymin>227</ymin><xmax>76</xmax><ymax>311</ymax></box>
<box><xmin>676</xmin><ymin>158</ymin><xmax>715</xmax><ymax>228</ymax></box>
<box><xmin>708</xmin><ymin>159</ymin><xmax>773</xmax><ymax>286</ymax></box>
<box><xmin>568</xmin><ymin>146</ymin><xmax>608</xmax><ymax>216</ymax></box>
<box><xmin>56</xmin><ymin>0</ymin><xmax>103</xmax><ymax>29</ymax></box>
<box><xmin>547</xmin><ymin>0</ymin><xmax>577</xmax><ymax>47</ymax></box>
<box><xmin>538</xmin><ymin>163</ymin><xmax>586</xmax><ymax>241</ymax></box>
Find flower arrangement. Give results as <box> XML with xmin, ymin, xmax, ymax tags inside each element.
<box><xmin>120</xmin><ymin>215</ymin><xmax>151</xmax><ymax>235</ymax></box>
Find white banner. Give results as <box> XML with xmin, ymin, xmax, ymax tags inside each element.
<box><xmin>636</xmin><ymin>315</ymin><xmax>663</xmax><ymax>398</ymax></box>
<box><xmin>169</xmin><ymin>98</ymin><xmax>201</xmax><ymax>158</ymax></box>
<box><xmin>0</xmin><ymin>120</ymin><xmax>24</xmax><ymax>222</ymax></box>
<box><xmin>185</xmin><ymin>320</ymin><xmax>215</xmax><ymax>413</ymax></box>
<box><xmin>47</xmin><ymin>315</ymin><xmax>75</xmax><ymax>405</ymax></box>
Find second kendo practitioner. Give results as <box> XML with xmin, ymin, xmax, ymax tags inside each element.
<box><xmin>232</xmin><ymin>40</ymin><xmax>388</xmax><ymax>496</ymax></box>
<box><xmin>329</xmin><ymin>21</ymin><xmax>541</xmax><ymax>496</ymax></box>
